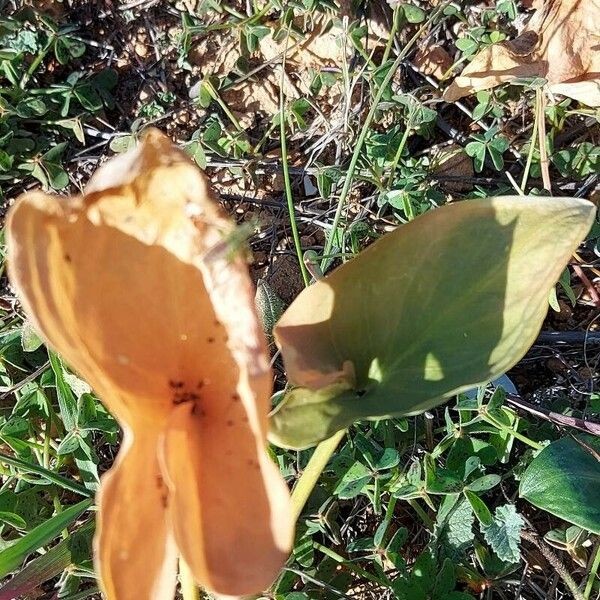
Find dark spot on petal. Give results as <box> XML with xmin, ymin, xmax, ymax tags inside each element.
<box><xmin>226</xmin><ymin>419</ymin><xmax>234</xmax><ymax>426</ymax></box>
<box><xmin>161</xmin><ymin>493</ymin><xmax>168</xmax><ymax>509</ymax></box>
<box><xmin>207</xmin><ymin>337</ymin><xmax>215</xmax><ymax>343</ymax></box>
<box><xmin>172</xmin><ymin>382</ymin><xmax>202</xmax><ymax>407</ymax></box>
<box><xmin>64</xmin><ymin>254</ymin><xmax>71</xmax><ymax>262</ymax></box>
<box><xmin>231</xmin><ymin>393</ymin><xmax>240</xmax><ymax>402</ymax></box>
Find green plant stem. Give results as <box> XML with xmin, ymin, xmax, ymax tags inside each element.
<box><xmin>584</xmin><ymin>541</ymin><xmax>600</xmax><ymax>599</ymax></box>
<box><xmin>320</xmin><ymin>5</ymin><xmax>447</xmax><ymax>272</ymax></box>
<box><xmin>536</xmin><ymin>88</ymin><xmax>552</xmax><ymax>191</ymax></box>
<box><xmin>481</xmin><ymin>414</ymin><xmax>543</xmax><ymax>451</ymax></box>
<box><xmin>381</xmin><ymin>7</ymin><xmax>400</xmax><ymax>65</ymax></box>
<box><xmin>290</xmin><ymin>430</ymin><xmax>346</xmax><ymax>522</ymax></box>
<box><xmin>252</xmin><ymin>120</ymin><xmax>278</xmax><ymax>154</ymax></box>
<box><xmin>42</xmin><ymin>416</ymin><xmax>68</xmax><ymax>539</ymax></box>
<box><xmin>521</xmin><ymin>530</ymin><xmax>584</xmax><ymax>600</ymax></box>
<box><xmin>279</xmin><ymin>28</ymin><xmax>310</xmax><ymax>288</ymax></box>
<box><xmin>200</xmin><ymin>1</ymin><xmax>274</xmax><ymax>34</ymax></box>
<box><xmin>20</xmin><ymin>39</ymin><xmax>53</xmax><ymax>89</ymax></box>
<box><xmin>520</xmin><ymin>95</ymin><xmax>540</xmax><ymax>191</ymax></box>
<box><xmin>179</xmin><ymin>558</ymin><xmax>200</xmax><ymax>600</ymax></box>
<box><xmin>385</xmin><ymin>126</ymin><xmax>412</xmax><ymax>190</ymax></box>
<box><xmin>408</xmin><ymin>498</ymin><xmax>434</xmax><ymax>531</ymax></box>
<box><xmin>204</xmin><ymin>80</ymin><xmax>243</xmax><ymax>132</ymax></box>
<box><xmin>313</xmin><ymin>542</ymin><xmax>387</xmax><ymax>586</ymax></box>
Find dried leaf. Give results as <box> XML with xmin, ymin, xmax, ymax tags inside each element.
<box><xmin>414</xmin><ymin>44</ymin><xmax>453</xmax><ymax>80</ymax></box>
<box><xmin>444</xmin><ymin>0</ymin><xmax>600</xmax><ymax>106</ymax></box>
<box><xmin>7</xmin><ymin>129</ymin><xmax>293</xmax><ymax>599</ymax></box>
<box><xmin>432</xmin><ymin>144</ymin><xmax>474</xmax><ymax>192</ymax></box>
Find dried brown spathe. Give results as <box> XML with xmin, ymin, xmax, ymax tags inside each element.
<box><xmin>444</xmin><ymin>0</ymin><xmax>600</xmax><ymax>106</ymax></box>
<box><xmin>7</xmin><ymin>130</ymin><xmax>293</xmax><ymax>600</ymax></box>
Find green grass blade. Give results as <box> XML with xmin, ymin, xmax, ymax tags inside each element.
<box><xmin>0</xmin><ymin>499</ymin><xmax>92</xmax><ymax>579</ymax></box>
<box><xmin>49</xmin><ymin>351</ymin><xmax>78</xmax><ymax>432</ymax></box>
<box><xmin>0</xmin><ymin>520</ymin><xmax>94</xmax><ymax>600</ymax></box>
<box><xmin>0</xmin><ymin>452</ymin><xmax>93</xmax><ymax>497</ymax></box>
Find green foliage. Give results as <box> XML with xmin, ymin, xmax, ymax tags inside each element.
<box><xmin>0</xmin><ymin>10</ymin><xmax>117</xmax><ymax>197</ymax></box>
<box><xmin>0</xmin><ymin>499</ymin><xmax>92</xmax><ymax>578</ymax></box>
<box><xmin>270</xmin><ymin>197</ymin><xmax>595</xmax><ymax>449</ymax></box>
<box><xmin>465</xmin><ymin>127</ymin><xmax>509</xmax><ymax>172</ymax></box>
<box><xmin>455</xmin><ymin>27</ymin><xmax>507</xmax><ymax>58</ymax></box>
<box><xmin>552</xmin><ymin>142</ymin><xmax>600</xmax><ymax>179</ymax></box>
<box><xmin>391</xmin><ymin>550</ymin><xmax>475</xmax><ymax>600</ymax></box>
<box><xmin>2</xmin><ymin>1</ymin><xmax>599</xmax><ymax>598</ymax></box>
<box><xmin>520</xmin><ymin>436</ymin><xmax>600</xmax><ymax>534</ymax></box>
<box><xmin>438</xmin><ymin>496</ymin><xmax>475</xmax><ymax>556</ymax></box>
<box><xmin>480</xmin><ymin>504</ymin><xmax>523</xmax><ymax>563</ymax></box>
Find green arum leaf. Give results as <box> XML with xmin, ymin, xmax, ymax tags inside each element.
<box><xmin>519</xmin><ymin>435</ymin><xmax>600</xmax><ymax>534</ymax></box>
<box><xmin>0</xmin><ymin>499</ymin><xmax>92</xmax><ymax>579</ymax></box>
<box><xmin>269</xmin><ymin>197</ymin><xmax>595</xmax><ymax>449</ymax></box>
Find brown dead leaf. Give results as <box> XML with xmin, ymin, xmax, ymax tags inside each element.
<box><xmin>414</xmin><ymin>44</ymin><xmax>453</xmax><ymax>80</ymax></box>
<box><xmin>223</xmin><ymin>78</ymin><xmax>281</xmax><ymax>127</ymax></box>
<box><xmin>7</xmin><ymin>130</ymin><xmax>293</xmax><ymax>600</ymax></box>
<box><xmin>444</xmin><ymin>0</ymin><xmax>600</xmax><ymax>106</ymax></box>
<box><xmin>432</xmin><ymin>144</ymin><xmax>474</xmax><ymax>192</ymax></box>
<box><xmin>26</xmin><ymin>0</ymin><xmax>65</xmax><ymax>18</ymax></box>
<box><xmin>190</xmin><ymin>29</ymin><xmax>241</xmax><ymax>77</ymax></box>
<box><xmin>257</xmin><ymin>20</ymin><xmax>347</xmax><ymax>100</ymax></box>
<box><xmin>223</xmin><ymin>16</ymin><xmax>384</xmax><ymax>124</ymax></box>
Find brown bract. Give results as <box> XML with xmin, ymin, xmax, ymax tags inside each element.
<box><xmin>443</xmin><ymin>0</ymin><xmax>600</xmax><ymax>106</ymax></box>
<box><xmin>6</xmin><ymin>129</ymin><xmax>292</xmax><ymax>599</ymax></box>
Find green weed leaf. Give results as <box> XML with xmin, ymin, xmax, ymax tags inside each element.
<box><xmin>441</xmin><ymin>496</ymin><xmax>475</xmax><ymax>554</ymax></box>
<box><xmin>0</xmin><ymin>499</ymin><xmax>92</xmax><ymax>579</ymax></box>
<box><xmin>480</xmin><ymin>504</ymin><xmax>523</xmax><ymax>563</ymax></box>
